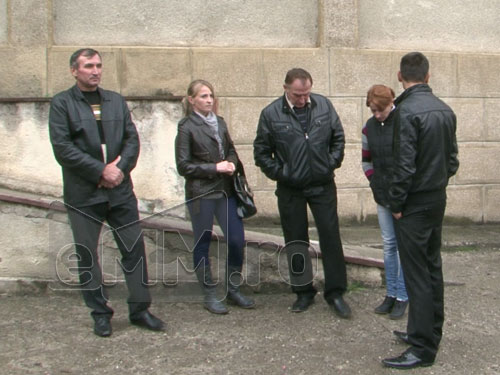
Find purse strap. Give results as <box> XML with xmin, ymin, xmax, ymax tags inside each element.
<box><xmin>235</xmin><ymin>156</ymin><xmax>246</xmax><ymax>177</ymax></box>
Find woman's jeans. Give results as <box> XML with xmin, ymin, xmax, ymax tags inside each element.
<box><xmin>377</xmin><ymin>204</ymin><xmax>408</xmax><ymax>301</ymax></box>
<box><xmin>187</xmin><ymin>196</ymin><xmax>245</xmax><ymax>270</ymax></box>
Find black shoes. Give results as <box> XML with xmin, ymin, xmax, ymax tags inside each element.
<box><xmin>393</xmin><ymin>330</ymin><xmax>410</xmax><ymax>344</ymax></box>
<box><xmin>374</xmin><ymin>296</ymin><xmax>408</xmax><ymax>319</ymax></box>
<box><xmin>130</xmin><ymin>310</ymin><xmax>166</xmax><ymax>331</ymax></box>
<box><xmin>226</xmin><ymin>266</ymin><xmax>256</xmax><ymax>309</ymax></box>
<box><xmin>227</xmin><ymin>290</ymin><xmax>256</xmax><ymax>309</ymax></box>
<box><xmin>291</xmin><ymin>294</ymin><xmax>352</xmax><ymax>318</ymax></box>
<box><xmin>94</xmin><ymin>316</ymin><xmax>112</xmax><ymax>337</ymax></box>
<box><xmin>195</xmin><ymin>265</ymin><xmax>229</xmax><ymax>314</ymax></box>
<box><xmin>202</xmin><ymin>288</ymin><xmax>229</xmax><ymax>314</ymax></box>
<box><xmin>382</xmin><ymin>348</ymin><xmax>434</xmax><ymax>369</ymax></box>
<box><xmin>328</xmin><ymin>296</ymin><xmax>352</xmax><ymax>319</ymax></box>
<box><xmin>389</xmin><ymin>300</ymin><xmax>408</xmax><ymax>320</ymax></box>
<box><xmin>93</xmin><ymin>311</ymin><xmax>165</xmax><ymax>336</ymax></box>
<box><xmin>290</xmin><ymin>294</ymin><xmax>315</xmax><ymax>313</ymax></box>
<box><xmin>374</xmin><ymin>296</ymin><xmax>396</xmax><ymax>314</ymax></box>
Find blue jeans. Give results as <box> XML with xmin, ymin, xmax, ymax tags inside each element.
<box><xmin>377</xmin><ymin>204</ymin><xmax>408</xmax><ymax>301</ymax></box>
<box><xmin>187</xmin><ymin>196</ymin><xmax>245</xmax><ymax>269</ymax></box>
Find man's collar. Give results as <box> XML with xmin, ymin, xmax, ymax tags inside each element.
<box><xmin>285</xmin><ymin>92</ymin><xmax>311</xmax><ymax>111</ymax></box>
<box><xmin>73</xmin><ymin>85</ymin><xmax>110</xmax><ymax>101</ymax></box>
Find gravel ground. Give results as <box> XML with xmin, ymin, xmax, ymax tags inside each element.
<box><xmin>1</xmin><ymin>243</ymin><xmax>499</xmax><ymax>375</ymax></box>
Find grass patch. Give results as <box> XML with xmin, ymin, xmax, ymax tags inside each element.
<box><xmin>347</xmin><ymin>281</ymin><xmax>367</xmax><ymax>293</ymax></box>
<box><xmin>442</xmin><ymin>244</ymin><xmax>479</xmax><ymax>253</ymax></box>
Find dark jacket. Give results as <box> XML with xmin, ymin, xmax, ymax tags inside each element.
<box><xmin>253</xmin><ymin>93</ymin><xmax>345</xmax><ymax>190</ymax></box>
<box><xmin>389</xmin><ymin>84</ymin><xmax>459</xmax><ymax>213</ymax></box>
<box><xmin>365</xmin><ymin>110</ymin><xmax>396</xmax><ymax>207</ymax></box>
<box><xmin>49</xmin><ymin>85</ymin><xmax>139</xmax><ymax>208</ymax></box>
<box><xmin>175</xmin><ymin>113</ymin><xmax>238</xmax><ymax>200</ymax></box>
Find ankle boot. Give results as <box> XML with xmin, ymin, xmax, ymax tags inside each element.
<box><xmin>226</xmin><ymin>265</ymin><xmax>255</xmax><ymax>309</ymax></box>
<box><xmin>195</xmin><ymin>265</ymin><xmax>228</xmax><ymax>314</ymax></box>
<box><xmin>389</xmin><ymin>299</ymin><xmax>408</xmax><ymax>320</ymax></box>
<box><xmin>374</xmin><ymin>296</ymin><xmax>396</xmax><ymax>314</ymax></box>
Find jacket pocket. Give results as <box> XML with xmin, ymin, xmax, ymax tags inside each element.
<box><xmin>193</xmin><ymin>151</ymin><xmax>211</xmax><ymax>162</ymax></box>
<box><xmin>309</xmin><ymin>141</ymin><xmax>332</xmax><ymax>177</ymax></box>
<box><xmin>271</xmin><ymin>121</ymin><xmax>293</xmax><ymax>142</ymax></box>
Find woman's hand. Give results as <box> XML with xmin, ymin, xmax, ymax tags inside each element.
<box><xmin>216</xmin><ymin>160</ymin><xmax>236</xmax><ymax>175</ymax></box>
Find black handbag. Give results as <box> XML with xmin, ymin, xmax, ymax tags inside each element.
<box><xmin>233</xmin><ymin>159</ymin><xmax>257</xmax><ymax>219</ymax></box>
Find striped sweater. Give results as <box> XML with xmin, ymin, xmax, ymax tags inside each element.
<box><xmin>361</xmin><ymin>122</ymin><xmax>374</xmax><ymax>180</ymax></box>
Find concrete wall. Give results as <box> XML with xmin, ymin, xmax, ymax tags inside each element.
<box><xmin>1</xmin><ymin>1</ymin><xmax>499</xmax><ymax>223</ymax></box>
<box><xmin>358</xmin><ymin>0</ymin><xmax>500</xmax><ymax>53</ymax></box>
<box><xmin>52</xmin><ymin>0</ymin><xmax>319</xmax><ymax>48</ymax></box>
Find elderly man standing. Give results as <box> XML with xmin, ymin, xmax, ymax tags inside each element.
<box><xmin>49</xmin><ymin>48</ymin><xmax>165</xmax><ymax>337</ymax></box>
<box><xmin>253</xmin><ymin>68</ymin><xmax>351</xmax><ymax>319</ymax></box>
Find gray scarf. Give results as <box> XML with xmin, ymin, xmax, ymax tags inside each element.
<box><xmin>196</xmin><ymin>111</ymin><xmax>224</xmax><ymax>159</ymax></box>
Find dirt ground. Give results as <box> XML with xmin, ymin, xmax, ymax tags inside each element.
<box><xmin>1</xmin><ymin>226</ymin><xmax>499</xmax><ymax>375</ymax></box>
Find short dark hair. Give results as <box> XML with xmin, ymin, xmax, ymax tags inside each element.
<box><xmin>400</xmin><ymin>52</ymin><xmax>429</xmax><ymax>83</ymax></box>
<box><xmin>284</xmin><ymin>68</ymin><xmax>313</xmax><ymax>86</ymax></box>
<box><xmin>70</xmin><ymin>48</ymin><xmax>101</xmax><ymax>69</ymax></box>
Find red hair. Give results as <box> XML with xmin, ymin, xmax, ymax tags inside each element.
<box><xmin>366</xmin><ymin>85</ymin><xmax>395</xmax><ymax>111</ymax></box>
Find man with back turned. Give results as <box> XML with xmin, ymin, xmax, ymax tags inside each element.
<box><xmin>382</xmin><ymin>52</ymin><xmax>459</xmax><ymax>369</ymax></box>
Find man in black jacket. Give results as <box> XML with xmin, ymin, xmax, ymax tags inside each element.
<box><xmin>49</xmin><ymin>48</ymin><xmax>164</xmax><ymax>337</ymax></box>
<box><xmin>253</xmin><ymin>68</ymin><xmax>351</xmax><ymax>318</ymax></box>
<box><xmin>382</xmin><ymin>52</ymin><xmax>459</xmax><ymax>369</ymax></box>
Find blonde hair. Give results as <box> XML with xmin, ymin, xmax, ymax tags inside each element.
<box><xmin>182</xmin><ymin>79</ymin><xmax>218</xmax><ymax>116</ymax></box>
<box><xmin>366</xmin><ymin>85</ymin><xmax>395</xmax><ymax>111</ymax></box>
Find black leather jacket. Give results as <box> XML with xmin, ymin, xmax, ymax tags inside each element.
<box><xmin>253</xmin><ymin>93</ymin><xmax>344</xmax><ymax>189</ymax></box>
<box><xmin>49</xmin><ymin>85</ymin><xmax>139</xmax><ymax>207</ymax></box>
<box><xmin>365</xmin><ymin>110</ymin><xmax>396</xmax><ymax>207</ymax></box>
<box><xmin>175</xmin><ymin>113</ymin><xmax>238</xmax><ymax>200</ymax></box>
<box><xmin>389</xmin><ymin>84</ymin><xmax>459</xmax><ymax>212</ymax></box>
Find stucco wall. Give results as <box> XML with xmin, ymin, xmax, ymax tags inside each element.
<box><xmin>53</xmin><ymin>0</ymin><xmax>319</xmax><ymax>48</ymax></box>
<box><xmin>1</xmin><ymin>1</ymin><xmax>499</xmax><ymax>223</ymax></box>
<box><xmin>0</xmin><ymin>0</ymin><xmax>6</xmax><ymax>44</ymax></box>
<box><xmin>358</xmin><ymin>0</ymin><xmax>500</xmax><ymax>53</ymax></box>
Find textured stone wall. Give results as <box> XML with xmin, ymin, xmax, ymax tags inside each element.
<box><xmin>0</xmin><ymin>0</ymin><xmax>6</xmax><ymax>44</ymax></box>
<box><xmin>1</xmin><ymin>1</ymin><xmax>499</xmax><ymax>222</ymax></box>
<box><xmin>357</xmin><ymin>0</ymin><xmax>500</xmax><ymax>53</ymax></box>
<box><xmin>0</xmin><ymin>199</ymin><xmax>382</xmax><ymax>291</ymax></box>
<box><xmin>52</xmin><ymin>0</ymin><xmax>319</xmax><ymax>48</ymax></box>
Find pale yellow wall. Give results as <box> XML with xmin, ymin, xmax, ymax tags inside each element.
<box><xmin>0</xmin><ymin>1</ymin><xmax>499</xmax><ymax>222</ymax></box>
<box><xmin>358</xmin><ymin>0</ymin><xmax>500</xmax><ymax>53</ymax></box>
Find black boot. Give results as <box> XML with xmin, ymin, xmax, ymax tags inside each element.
<box><xmin>374</xmin><ymin>296</ymin><xmax>396</xmax><ymax>314</ymax></box>
<box><xmin>195</xmin><ymin>265</ymin><xmax>228</xmax><ymax>314</ymax></box>
<box><xmin>226</xmin><ymin>265</ymin><xmax>255</xmax><ymax>309</ymax></box>
<box><xmin>389</xmin><ymin>300</ymin><xmax>408</xmax><ymax>320</ymax></box>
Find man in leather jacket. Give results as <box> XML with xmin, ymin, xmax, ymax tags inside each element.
<box><xmin>253</xmin><ymin>68</ymin><xmax>351</xmax><ymax>319</ymax></box>
<box><xmin>382</xmin><ymin>52</ymin><xmax>459</xmax><ymax>369</ymax></box>
<box><xmin>49</xmin><ymin>48</ymin><xmax>165</xmax><ymax>337</ymax></box>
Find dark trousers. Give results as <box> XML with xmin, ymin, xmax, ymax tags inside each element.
<box><xmin>187</xmin><ymin>196</ymin><xmax>245</xmax><ymax>269</ymax></box>
<box><xmin>67</xmin><ymin>199</ymin><xmax>151</xmax><ymax>319</ymax></box>
<box><xmin>394</xmin><ymin>199</ymin><xmax>446</xmax><ymax>362</ymax></box>
<box><xmin>276</xmin><ymin>182</ymin><xmax>347</xmax><ymax>301</ymax></box>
